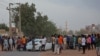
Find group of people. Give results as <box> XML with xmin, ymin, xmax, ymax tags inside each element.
<box><xmin>0</xmin><ymin>35</ymin><xmax>27</xmax><ymax>51</ymax></box>
<box><xmin>0</xmin><ymin>33</ymin><xmax>100</xmax><ymax>55</ymax></box>
<box><xmin>0</xmin><ymin>36</ymin><xmax>16</xmax><ymax>51</ymax></box>
<box><xmin>0</xmin><ymin>35</ymin><xmax>47</xmax><ymax>51</ymax></box>
<box><xmin>51</xmin><ymin>35</ymin><xmax>64</xmax><ymax>54</ymax></box>
<box><xmin>51</xmin><ymin>34</ymin><xmax>100</xmax><ymax>56</ymax></box>
<box><xmin>16</xmin><ymin>36</ymin><xmax>27</xmax><ymax>51</ymax></box>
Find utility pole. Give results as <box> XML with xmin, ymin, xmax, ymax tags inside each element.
<box><xmin>65</xmin><ymin>21</ymin><xmax>68</xmax><ymax>34</ymax></box>
<box><xmin>16</xmin><ymin>3</ymin><xmax>22</xmax><ymax>37</ymax></box>
<box><xmin>7</xmin><ymin>3</ymin><xmax>22</xmax><ymax>37</ymax></box>
<box><xmin>7</xmin><ymin>3</ymin><xmax>13</xmax><ymax>37</ymax></box>
<box><xmin>18</xmin><ymin>3</ymin><xmax>22</xmax><ymax>37</ymax></box>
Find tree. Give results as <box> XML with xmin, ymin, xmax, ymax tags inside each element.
<box><xmin>0</xmin><ymin>23</ymin><xmax>9</xmax><ymax>31</ymax></box>
<box><xmin>14</xmin><ymin>3</ymin><xmax>36</xmax><ymax>36</ymax></box>
<box><xmin>79</xmin><ymin>29</ymin><xmax>87</xmax><ymax>34</ymax></box>
<box><xmin>13</xmin><ymin>3</ymin><xmax>57</xmax><ymax>37</ymax></box>
<box><xmin>35</xmin><ymin>12</ymin><xmax>57</xmax><ymax>36</ymax></box>
<box><xmin>68</xmin><ymin>30</ymin><xmax>74</xmax><ymax>35</ymax></box>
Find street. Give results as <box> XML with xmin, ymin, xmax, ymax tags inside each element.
<box><xmin>0</xmin><ymin>49</ymin><xmax>97</xmax><ymax>56</ymax></box>
<box><xmin>40</xmin><ymin>50</ymin><xmax>97</xmax><ymax>56</ymax></box>
<box><xmin>0</xmin><ymin>51</ymin><xmax>40</xmax><ymax>56</ymax></box>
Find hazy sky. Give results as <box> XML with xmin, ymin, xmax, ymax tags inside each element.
<box><xmin>0</xmin><ymin>0</ymin><xmax>100</xmax><ymax>31</ymax></box>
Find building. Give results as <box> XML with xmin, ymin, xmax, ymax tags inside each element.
<box><xmin>85</xmin><ymin>24</ymin><xmax>100</xmax><ymax>34</ymax></box>
<box><xmin>0</xmin><ymin>29</ymin><xmax>8</xmax><ymax>36</ymax></box>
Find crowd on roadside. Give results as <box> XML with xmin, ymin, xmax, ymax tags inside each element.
<box><xmin>0</xmin><ymin>36</ymin><xmax>27</xmax><ymax>51</ymax></box>
<box><xmin>51</xmin><ymin>34</ymin><xmax>100</xmax><ymax>56</ymax></box>
<box><xmin>0</xmin><ymin>33</ymin><xmax>100</xmax><ymax>56</ymax></box>
<box><xmin>0</xmin><ymin>35</ymin><xmax>47</xmax><ymax>51</ymax></box>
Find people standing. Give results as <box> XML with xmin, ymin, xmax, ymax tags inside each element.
<box><xmin>91</xmin><ymin>34</ymin><xmax>96</xmax><ymax>49</ymax></box>
<box><xmin>0</xmin><ymin>36</ymin><xmax>4</xmax><ymax>51</ymax></box>
<box><xmin>95</xmin><ymin>34</ymin><xmax>100</xmax><ymax>56</ymax></box>
<box><xmin>17</xmin><ymin>37</ymin><xmax>22</xmax><ymax>51</ymax></box>
<box><xmin>41</xmin><ymin>36</ymin><xmax>46</xmax><ymax>51</ymax></box>
<box><xmin>32</xmin><ymin>37</ymin><xmax>35</xmax><ymax>51</ymax></box>
<box><xmin>54</xmin><ymin>35</ymin><xmax>60</xmax><ymax>54</ymax></box>
<box><xmin>81</xmin><ymin>35</ymin><xmax>86</xmax><ymax>54</ymax></box>
<box><xmin>78</xmin><ymin>36</ymin><xmax>82</xmax><ymax>51</ymax></box>
<box><xmin>51</xmin><ymin>35</ymin><xmax>55</xmax><ymax>52</ymax></box>
<box><xmin>22</xmin><ymin>36</ymin><xmax>27</xmax><ymax>51</ymax></box>
<box><xmin>73</xmin><ymin>35</ymin><xmax>76</xmax><ymax>49</ymax></box>
<box><xmin>69</xmin><ymin>36</ymin><xmax>74</xmax><ymax>49</ymax></box>
<box><xmin>66</xmin><ymin>35</ymin><xmax>70</xmax><ymax>49</ymax></box>
<box><xmin>0</xmin><ymin>35</ymin><xmax>2</xmax><ymax>50</ymax></box>
<box><xmin>86</xmin><ymin>35</ymin><xmax>91</xmax><ymax>50</ymax></box>
<box><xmin>58</xmin><ymin>35</ymin><xmax>63</xmax><ymax>53</ymax></box>
<box><xmin>63</xmin><ymin>35</ymin><xmax>67</xmax><ymax>49</ymax></box>
<box><xmin>12</xmin><ymin>37</ymin><xmax>16</xmax><ymax>50</ymax></box>
<box><xmin>8</xmin><ymin>37</ymin><xmax>13</xmax><ymax>51</ymax></box>
<box><xmin>3</xmin><ymin>36</ymin><xmax>9</xmax><ymax>51</ymax></box>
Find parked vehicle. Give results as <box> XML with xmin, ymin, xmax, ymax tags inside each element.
<box><xmin>26</xmin><ymin>39</ymin><xmax>52</xmax><ymax>51</ymax></box>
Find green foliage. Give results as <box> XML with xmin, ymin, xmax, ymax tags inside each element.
<box><xmin>0</xmin><ymin>24</ymin><xmax>9</xmax><ymax>31</ymax></box>
<box><xmin>14</xmin><ymin>3</ymin><xmax>57</xmax><ymax>37</ymax></box>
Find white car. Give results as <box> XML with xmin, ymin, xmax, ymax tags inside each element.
<box><xmin>26</xmin><ymin>39</ymin><xmax>52</xmax><ymax>51</ymax></box>
<box><xmin>26</xmin><ymin>41</ymin><xmax>33</xmax><ymax>50</ymax></box>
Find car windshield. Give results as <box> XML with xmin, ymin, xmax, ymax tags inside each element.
<box><xmin>35</xmin><ymin>40</ymin><xmax>39</xmax><ymax>42</ymax></box>
<box><xmin>34</xmin><ymin>39</ymin><xmax>42</xmax><ymax>42</ymax></box>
